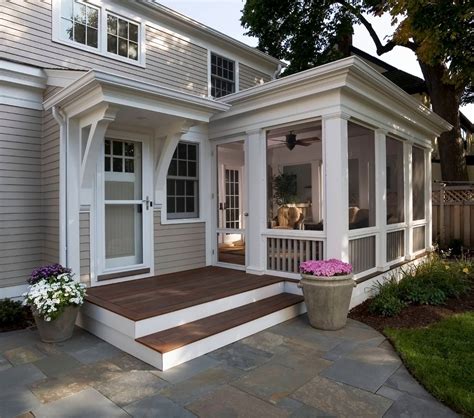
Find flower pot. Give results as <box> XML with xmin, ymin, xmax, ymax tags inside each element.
<box><xmin>299</xmin><ymin>273</ymin><xmax>355</xmax><ymax>330</ymax></box>
<box><xmin>33</xmin><ymin>306</ymin><xmax>79</xmax><ymax>343</ymax></box>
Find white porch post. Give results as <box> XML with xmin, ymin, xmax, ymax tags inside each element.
<box><xmin>66</xmin><ymin>118</ymin><xmax>81</xmax><ymax>278</ymax></box>
<box><xmin>426</xmin><ymin>148</ymin><xmax>433</xmax><ymax>250</ymax></box>
<box><xmin>246</xmin><ymin>129</ymin><xmax>266</xmax><ymax>274</ymax></box>
<box><xmin>322</xmin><ymin>113</ymin><xmax>349</xmax><ymax>262</ymax></box>
<box><xmin>375</xmin><ymin>129</ymin><xmax>388</xmax><ymax>270</ymax></box>
<box><xmin>406</xmin><ymin>141</ymin><xmax>414</xmax><ymax>259</ymax></box>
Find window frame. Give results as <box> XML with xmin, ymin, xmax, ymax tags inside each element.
<box><xmin>53</xmin><ymin>0</ymin><xmax>146</xmax><ymax>67</ymax></box>
<box><xmin>166</xmin><ymin>141</ymin><xmax>200</xmax><ymax>220</ymax></box>
<box><xmin>210</xmin><ymin>52</ymin><xmax>236</xmax><ymax>98</ymax></box>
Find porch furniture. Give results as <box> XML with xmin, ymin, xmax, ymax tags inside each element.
<box><xmin>348</xmin><ymin>206</ymin><xmax>369</xmax><ymax>229</ymax></box>
<box><xmin>272</xmin><ymin>206</ymin><xmax>305</xmax><ymax>229</ymax></box>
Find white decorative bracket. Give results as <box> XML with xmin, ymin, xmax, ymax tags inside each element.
<box><xmin>80</xmin><ymin>104</ymin><xmax>118</xmax><ymax>189</ymax></box>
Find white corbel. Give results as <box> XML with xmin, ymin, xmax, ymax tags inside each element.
<box><xmin>154</xmin><ymin>120</ymin><xmax>196</xmax><ymax>198</ymax></box>
<box><xmin>80</xmin><ymin>104</ymin><xmax>118</xmax><ymax>189</ymax></box>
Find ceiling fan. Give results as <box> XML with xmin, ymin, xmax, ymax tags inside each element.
<box><xmin>276</xmin><ymin>131</ymin><xmax>320</xmax><ymax>150</ymax></box>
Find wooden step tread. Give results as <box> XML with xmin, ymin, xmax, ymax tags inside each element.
<box><xmin>136</xmin><ymin>293</ymin><xmax>304</xmax><ymax>353</ymax></box>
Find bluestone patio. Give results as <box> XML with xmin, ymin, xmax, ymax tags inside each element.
<box><xmin>0</xmin><ymin>316</ymin><xmax>457</xmax><ymax>418</ymax></box>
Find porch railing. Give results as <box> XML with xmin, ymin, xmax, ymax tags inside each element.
<box><xmin>266</xmin><ymin>236</ymin><xmax>324</xmax><ymax>274</ymax></box>
<box><xmin>349</xmin><ymin>235</ymin><xmax>376</xmax><ymax>274</ymax></box>
<box><xmin>387</xmin><ymin>229</ymin><xmax>405</xmax><ymax>262</ymax></box>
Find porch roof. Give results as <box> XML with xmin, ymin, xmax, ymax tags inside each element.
<box><xmin>212</xmin><ymin>56</ymin><xmax>452</xmax><ymax>138</ymax></box>
<box><xmin>43</xmin><ymin>69</ymin><xmax>230</xmax><ymax>122</ymax></box>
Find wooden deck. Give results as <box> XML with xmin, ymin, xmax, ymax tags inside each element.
<box><xmin>86</xmin><ymin>266</ymin><xmax>285</xmax><ymax>321</ymax></box>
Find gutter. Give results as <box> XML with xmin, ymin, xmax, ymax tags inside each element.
<box><xmin>52</xmin><ymin>106</ymin><xmax>68</xmax><ymax>269</ymax></box>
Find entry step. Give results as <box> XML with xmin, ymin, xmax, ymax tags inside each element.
<box><xmin>136</xmin><ymin>293</ymin><xmax>304</xmax><ymax>354</ymax></box>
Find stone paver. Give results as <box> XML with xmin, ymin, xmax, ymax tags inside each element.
<box><xmin>159</xmin><ymin>364</ymin><xmax>242</xmax><ymax>406</ymax></box>
<box><xmin>232</xmin><ymin>362</ymin><xmax>315</xmax><ymax>404</ymax></box>
<box><xmin>33</xmin><ymin>352</ymin><xmax>82</xmax><ymax>377</ymax></box>
<box><xmin>124</xmin><ymin>394</ymin><xmax>197</xmax><ymax>417</ymax></box>
<box><xmin>187</xmin><ymin>385</ymin><xmax>288</xmax><ymax>418</ymax></box>
<box><xmin>384</xmin><ymin>393</ymin><xmax>459</xmax><ymax>418</ymax></box>
<box><xmin>29</xmin><ymin>374</ymin><xmax>90</xmax><ymax>404</ymax></box>
<box><xmin>0</xmin><ymin>317</ymin><xmax>459</xmax><ymax>418</ymax></box>
<box><xmin>0</xmin><ymin>363</ymin><xmax>46</xmax><ymax>391</ymax></box>
<box><xmin>152</xmin><ymin>355</ymin><xmax>222</xmax><ymax>384</ymax></box>
<box><xmin>0</xmin><ymin>385</ymin><xmax>41</xmax><ymax>418</ymax></box>
<box><xmin>320</xmin><ymin>346</ymin><xmax>401</xmax><ymax>393</ymax></box>
<box><xmin>208</xmin><ymin>341</ymin><xmax>273</xmax><ymax>371</ymax></box>
<box><xmin>33</xmin><ymin>388</ymin><xmax>129</xmax><ymax>417</ymax></box>
<box><xmin>3</xmin><ymin>345</ymin><xmax>45</xmax><ymax>365</ymax></box>
<box><xmin>94</xmin><ymin>370</ymin><xmax>168</xmax><ymax>407</ymax></box>
<box><xmin>292</xmin><ymin>375</ymin><xmax>393</xmax><ymax>417</ymax></box>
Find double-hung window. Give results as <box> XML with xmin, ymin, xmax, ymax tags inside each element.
<box><xmin>107</xmin><ymin>15</ymin><xmax>139</xmax><ymax>61</ymax></box>
<box><xmin>60</xmin><ymin>0</ymin><xmax>99</xmax><ymax>49</ymax></box>
<box><xmin>211</xmin><ymin>53</ymin><xmax>235</xmax><ymax>97</ymax></box>
<box><xmin>56</xmin><ymin>0</ymin><xmax>142</xmax><ymax>64</ymax></box>
<box><xmin>167</xmin><ymin>142</ymin><xmax>199</xmax><ymax>219</ymax></box>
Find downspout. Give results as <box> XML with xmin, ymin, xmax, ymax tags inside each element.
<box><xmin>52</xmin><ymin>106</ymin><xmax>68</xmax><ymax>267</ymax></box>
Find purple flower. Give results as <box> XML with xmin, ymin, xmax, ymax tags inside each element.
<box><xmin>300</xmin><ymin>259</ymin><xmax>352</xmax><ymax>277</ymax></box>
<box><xmin>29</xmin><ymin>264</ymin><xmax>72</xmax><ymax>285</ymax></box>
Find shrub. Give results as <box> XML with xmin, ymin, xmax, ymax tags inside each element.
<box><xmin>368</xmin><ymin>279</ymin><xmax>406</xmax><ymax>317</ymax></box>
<box><xmin>368</xmin><ymin>254</ymin><xmax>472</xmax><ymax>317</ymax></box>
<box><xmin>0</xmin><ymin>298</ymin><xmax>28</xmax><ymax>328</ymax></box>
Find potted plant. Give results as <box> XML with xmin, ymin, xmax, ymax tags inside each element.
<box><xmin>23</xmin><ymin>264</ymin><xmax>86</xmax><ymax>343</ymax></box>
<box><xmin>298</xmin><ymin>259</ymin><xmax>355</xmax><ymax>330</ymax></box>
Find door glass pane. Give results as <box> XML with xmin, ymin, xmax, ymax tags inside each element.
<box><xmin>217</xmin><ymin>141</ymin><xmax>245</xmax><ymax>230</ymax></box>
<box><xmin>105</xmin><ymin>204</ymin><xmax>143</xmax><ymax>268</ymax></box>
<box><xmin>217</xmin><ymin>233</ymin><xmax>245</xmax><ymax>266</ymax></box>
<box><xmin>105</xmin><ymin>140</ymin><xmax>142</xmax><ymax>200</ymax></box>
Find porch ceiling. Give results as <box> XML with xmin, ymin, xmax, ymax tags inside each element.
<box><xmin>43</xmin><ymin>69</ymin><xmax>230</xmax><ymax>123</ymax></box>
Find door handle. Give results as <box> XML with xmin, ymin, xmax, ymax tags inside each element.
<box><xmin>143</xmin><ymin>196</ymin><xmax>152</xmax><ymax>210</ymax></box>
<box><xmin>244</xmin><ymin>212</ymin><xmax>249</xmax><ymax>217</ymax></box>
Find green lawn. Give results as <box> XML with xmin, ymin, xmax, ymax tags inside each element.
<box><xmin>386</xmin><ymin>312</ymin><xmax>474</xmax><ymax>416</ymax></box>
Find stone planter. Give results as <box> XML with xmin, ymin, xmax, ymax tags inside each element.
<box><xmin>298</xmin><ymin>273</ymin><xmax>355</xmax><ymax>330</ymax></box>
<box><xmin>33</xmin><ymin>306</ymin><xmax>79</xmax><ymax>343</ymax></box>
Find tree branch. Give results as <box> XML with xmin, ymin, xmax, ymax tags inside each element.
<box><xmin>336</xmin><ymin>0</ymin><xmax>417</xmax><ymax>55</ymax></box>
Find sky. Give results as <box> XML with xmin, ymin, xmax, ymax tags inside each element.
<box><xmin>158</xmin><ymin>0</ymin><xmax>473</xmax><ymax>121</ymax></box>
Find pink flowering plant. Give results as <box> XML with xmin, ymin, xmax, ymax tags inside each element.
<box><xmin>300</xmin><ymin>259</ymin><xmax>352</xmax><ymax>277</ymax></box>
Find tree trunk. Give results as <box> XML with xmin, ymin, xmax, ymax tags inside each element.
<box><xmin>419</xmin><ymin>62</ymin><xmax>468</xmax><ymax>181</ymax></box>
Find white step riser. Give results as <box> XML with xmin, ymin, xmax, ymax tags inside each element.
<box><xmin>77</xmin><ymin>311</ymin><xmax>163</xmax><ymax>370</ymax></box>
<box><xmin>161</xmin><ymin>301</ymin><xmax>307</xmax><ymax>371</ymax></box>
<box><xmin>77</xmin><ymin>301</ymin><xmax>306</xmax><ymax>371</ymax></box>
<box><xmin>135</xmin><ymin>282</ymin><xmax>285</xmax><ymax>337</ymax></box>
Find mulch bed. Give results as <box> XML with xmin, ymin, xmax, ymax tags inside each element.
<box><xmin>349</xmin><ymin>287</ymin><xmax>474</xmax><ymax>333</ymax></box>
<box><xmin>0</xmin><ymin>307</ymin><xmax>34</xmax><ymax>333</ymax></box>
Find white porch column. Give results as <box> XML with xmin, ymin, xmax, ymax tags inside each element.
<box><xmin>322</xmin><ymin>113</ymin><xmax>349</xmax><ymax>262</ymax></box>
<box><xmin>66</xmin><ymin>118</ymin><xmax>81</xmax><ymax>278</ymax></box>
<box><xmin>375</xmin><ymin>129</ymin><xmax>389</xmax><ymax>270</ymax></box>
<box><xmin>405</xmin><ymin>141</ymin><xmax>414</xmax><ymax>259</ymax></box>
<box><xmin>245</xmin><ymin>129</ymin><xmax>266</xmax><ymax>274</ymax></box>
<box><xmin>426</xmin><ymin>148</ymin><xmax>433</xmax><ymax>251</ymax></box>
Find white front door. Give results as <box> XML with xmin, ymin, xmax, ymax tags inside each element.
<box><xmin>97</xmin><ymin>137</ymin><xmax>153</xmax><ymax>279</ymax></box>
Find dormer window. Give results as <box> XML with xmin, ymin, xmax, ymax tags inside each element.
<box><xmin>61</xmin><ymin>0</ymin><xmax>99</xmax><ymax>49</ymax></box>
<box><xmin>211</xmin><ymin>53</ymin><xmax>235</xmax><ymax>98</ymax></box>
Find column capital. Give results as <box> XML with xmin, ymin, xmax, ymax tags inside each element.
<box><xmin>322</xmin><ymin>111</ymin><xmax>351</xmax><ymax>121</ymax></box>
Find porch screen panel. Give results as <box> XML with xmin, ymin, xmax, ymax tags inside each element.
<box><xmin>349</xmin><ymin>236</ymin><xmax>376</xmax><ymax>274</ymax></box>
<box><xmin>412</xmin><ymin>146</ymin><xmax>426</xmax><ymax>221</ymax></box>
<box><xmin>348</xmin><ymin>123</ymin><xmax>376</xmax><ymax>230</ymax></box>
<box><xmin>387</xmin><ymin>230</ymin><xmax>405</xmax><ymax>262</ymax></box>
<box><xmin>386</xmin><ymin>137</ymin><xmax>404</xmax><ymax>224</ymax></box>
<box><xmin>413</xmin><ymin>226</ymin><xmax>426</xmax><ymax>252</ymax></box>
<box><xmin>105</xmin><ymin>204</ymin><xmax>142</xmax><ymax>259</ymax></box>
